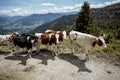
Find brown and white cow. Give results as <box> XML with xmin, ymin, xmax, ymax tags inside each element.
<box><xmin>45</xmin><ymin>29</ymin><xmax>67</xmax><ymax>53</ymax></box>
<box><xmin>45</xmin><ymin>29</ymin><xmax>67</xmax><ymax>40</ymax></box>
<box><xmin>34</xmin><ymin>32</ymin><xmax>60</xmax><ymax>55</ymax></box>
<box><xmin>69</xmin><ymin>30</ymin><xmax>107</xmax><ymax>61</ymax></box>
<box><xmin>45</xmin><ymin>29</ymin><xmax>57</xmax><ymax>34</ymax></box>
<box><xmin>0</xmin><ymin>32</ymin><xmax>20</xmax><ymax>53</ymax></box>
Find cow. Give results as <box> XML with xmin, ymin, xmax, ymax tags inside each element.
<box><xmin>34</xmin><ymin>32</ymin><xmax>60</xmax><ymax>55</ymax></box>
<box><xmin>12</xmin><ymin>34</ymin><xmax>38</xmax><ymax>58</ymax></box>
<box><xmin>41</xmin><ymin>33</ymin><xmax>60</xmax><ymax>55</ymax></box>
<box><xmin>45</xmin><ymin>29</ymin><xmax>57</xmax><ymax>34</ymax></box>
<box><xmin>44</xmin><ymin>30</ymin><xmax>67</xmax><ymax>53</ymax></box>
<box><xmin>0</xmin><ymin>32</ymin><xmax>20</xmax><ymax>53</ymax></box>
<box><xmin>45</xmin><ymin>29</ymin><xmax>67</xmax><ymax>40</ymax></box>
<box><xmin>69</xmin><ymin>30</ymin><xmax>107</xmax><ymax>61</ymax></box>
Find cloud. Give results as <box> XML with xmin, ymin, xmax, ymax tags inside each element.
<box><xmin>38</xmin><ymin>3</ymin><xmax>83</xmax><ymax>14</ymax></box>
<box><xmin>40</xmin><ymin>3</ymin><xmax>55</xmax><ymax>7</ymax></box>
<box><xmin>11</xmin><ymin>8</ymin><xmax>22</xmax><ymax>12</ymax></box>
<box><xmin>38</xmin><ymin>0</ymin><xmax>120</xmax><ymax>14</ymax></box>
<box><xmin>0</xmin><ymin>0</ymin><xmax>120</xmax><ymax>16</ymax></box>
<box><xmin>0</xmin><ymin>8</ymin><xmax>31</xmax><ymax>16</ymax></box>
<box><xmin>91</xmin><ymin>0</ymin><xmax>120</xmax><ymax>8</ymax></box>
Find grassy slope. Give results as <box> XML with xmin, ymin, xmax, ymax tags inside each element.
<box><xmin>107</xmin><ymin>40</ymin><xmax>120</xmax><ymax>56</ymax></box>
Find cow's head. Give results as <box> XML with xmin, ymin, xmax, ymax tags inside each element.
<box><xmin>11</xmin><ymin>32</ymin><xmax>20</xmax><ymax>37</ymax></box>
<box><xmin>97</xmin><ymin>36</ymin><xmax>107</xmax><ymax>48</ymax></box>
<box><xmin>92</xmin><ymin>36</ymin><xmax>107</xmax><ymax>48</ymax></box>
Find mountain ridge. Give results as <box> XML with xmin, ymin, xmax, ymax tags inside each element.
<box><xmin>31</xmin><ymin>3</ymin><xmax>120</xmax><ymax>33</ymax></box>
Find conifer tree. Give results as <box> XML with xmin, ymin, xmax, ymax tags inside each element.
<box><xmin>75</xmin><ymin>1</ymin><xmax>99</xmax><ymax>35</ymax></box>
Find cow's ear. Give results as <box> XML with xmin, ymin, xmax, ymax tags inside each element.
<box><xmin>99</xmin><ymin>33</ymin><xmax>105</xmax><ymax>38</ymax></box>
<box><xmin>101</xmin><ymin>33</ymin><xmax>105</xmax><ymax>38</ymax></box>
<box><xmin>97</xmin><ymin>39</ymin><xmax>103</xmax><ymax>46</ymax></box>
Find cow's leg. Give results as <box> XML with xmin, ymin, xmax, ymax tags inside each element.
<box><xmin>36</xmin><ymin>42</ymin><xmax>40</xmax><ymax>53</ymax></box>
<box><xmin>51</xmin><ymin>45</ymin><xmax>57</xmax><ymax>56</ymax></box>
<box><xmin>55</xmin><ymin>44</ymin><xmax>59</xmax><ymax>56</ymax></box>
<box><xmin>71</xmin><ymin>41</ymin><xmax>74</xmax><ymax>54</ymax></box>
<box><xmin>85</xmin><ymin>49</ymin><xmax>89</xmax><ymax>61</ymax></box>
<box><xmin>22</xmin><ymin>48</ymin><xmax>27</xmax><ymax>53</ymax></box>
<box><xmin>7</xmin><ymin>42</ymin><xmax>13</xmax><ymax>54</ymax></box>
<box><xmin>15</xmin><ymin>46</ymin><xmax>19</xmax><ymax>56</ymax></box>
<box><xmin>10</xmin><ymin>46</ymin><xmax>14</xmax><ymax>53</ymax></box>
<box><xmin>58</xmin><ymin>43</ymin><xmax>62</xmax><ymax>54</ymax></box>
<box><xmin>9</xmin><ymin>45</ymin><xmax>13</xmax><ymax>54</ymax></box>
<box><xmin>47</xmin><ymin>43</ymin><xmax>50</xmax><ymax>50</ymax></box>
<box><xmin>28</xmin><ymin>49</ymin><xmax>32</xmax><ymax>58</ymax></box>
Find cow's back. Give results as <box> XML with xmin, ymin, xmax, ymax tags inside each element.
<box><xmin>41</xmin><ymin>33</ymin><xmax>49</xmax><ymax>45</ymax></box>
<box><xmin>13</xmin><ymin>36</ymin><xmax>27</xmax><ymax>48</ymax></box>
<box><xmin>69</xmin><ymin>30</ymin><xmax>97</xmax><ymax>47</ymax></box>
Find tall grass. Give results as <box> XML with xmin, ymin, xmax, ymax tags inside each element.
<box><xmin>106</xmin><ymin>40</ymin><xmax>120</xmax><ymax>56</ymax></box>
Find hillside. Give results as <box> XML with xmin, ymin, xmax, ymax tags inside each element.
<box><xmin>0</xmin><ymin>15</ymin><xmax>25</xmax><ymax>28</ymax></box>
<box><xmin>0</xmin><ymin>29</ymin><xmax>10</xmax><ymax>34</ymax></box>
<box><xmin>31</xmin><ymin>3</ymin><xmax>120</xmax><ymax>33</ymax></box>
<box><xmin>3</xmin><ymin>13</ymin><xmax>63</xmax><ymax>33</ymax></box>
<box><xmin>31</xmin><ymin>14</ymin><xmax>77</xmax><ymax>33</ymax></box>
<box><xmin>0</xmin><ymin>17</ymin><xmax>10</xmax><ymax>27</ymax></box>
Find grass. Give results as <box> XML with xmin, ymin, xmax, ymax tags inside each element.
<box><xmin>106</xmin><ymin>40</ymin><xmax>120</xmax><ymax>57</ymax></box>
<box><xmin>0</xmin><ymin>37</ymin><xmax>120</xmax><ymax>57</ymax></box>
<box><xmin>0</xmin><ymin>44</ymin><xmax>10</xmax><ymax>51</ymax></box>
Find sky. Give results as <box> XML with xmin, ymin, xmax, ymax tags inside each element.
<box><xmin>0</xmin><ymin>0</ymin><xmax>120</xmax><ymax>16</ymax></box>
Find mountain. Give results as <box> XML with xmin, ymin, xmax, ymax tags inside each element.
<box><xmin>31</xmin><ymin>3</ymin><xmax>120</xmax><ymax>33</ymax></box>
<box><xmin>3</xmin><ymin>13</ymin><xmax>64</xmax><ymax>33</ymax></box>
<box><xmin>0</xmin><ymin>15</ymin><xmax>25</xmax><ymax>28</ymax></box>
<box><xmin>0</xmin><ymin>17</ymin><xmax>10</xmax><ymax>27</ymax></box>
<box><xmin>31</xmin><ymin>14</ymin><xmax>77</xmax><ymax>33</ymax></box>
<box><xmin>8</xmin><ymin>16</ymin><xmax>25</xmax><ymax>22</ymax></box>
<box><xmin>0</xmin><ymin>29</ymin><xmax>10</xmax><ymax>34</ymax></box>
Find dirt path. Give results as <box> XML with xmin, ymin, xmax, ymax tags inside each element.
<box><xmin>0</xmin><ymin>50</ymin><xmax>120</xmax><ymax>80</ymax></box>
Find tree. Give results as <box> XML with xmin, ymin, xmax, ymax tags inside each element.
<box><xmin>75</xmin><ymin>1</ymin><xmax>99</xmax><ymax>35</ymax></box>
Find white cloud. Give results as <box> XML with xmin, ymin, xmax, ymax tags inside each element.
<box><xmin>0</xmin><ymin>0</ymin><xmax>120</xmax><ymax>16</ymax></box>
<box><xmin>11</xmin><ymin>8</ymin><xmax>31</xmax><ymax>16</ymax></box>
<box><xmin>0</xmin><ymin>10</ymin><xmax>11</xmax><ymax>15</ymax></box>
<box><xmin>0</xmin><ymin>8</ymin><xmax>32</xmax><ymax>16</ymax></box>
<box><xmin>11</xmin><ymin>8</ymin><xmax>22</xmax><ymax>12</ymax></box>
<box><xmin>91</xmin><ymin>0</ymin><xmax>120</xmax><ymax>8</ymax></box>
<box><xmin>40</xmin><ymin>3</ymin><xmax>55</xmax><ymax>7</ymax></box>
<box><xmin>38</xmin><ymin>0</ymin><xmax>120</xmax><ymax>14</ymax></box>
<box><xmin>38</xmin><ymin>3</ymin><xmax>83</xmax><ymax>14</ymax></box>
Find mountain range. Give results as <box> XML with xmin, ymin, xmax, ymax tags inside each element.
<box><xmin>0</xmin><ymin>13</ymin><xmax>65</xmax><ymax>33</ymax></box>
<box><xmin>0</xmin><ymin>3</ymin><xmax>119</xmax><ymax>34</ymax></box>
<box><xmin>31</xmin><ymin>3</ymin><xmax>120</xmax><ymax>33</ymax></box>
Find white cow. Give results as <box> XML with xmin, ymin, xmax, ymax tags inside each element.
<box><xmin>69</xmin><ymin>30</ymin><xmax>107</xmax><ymax>60</ymax></box>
